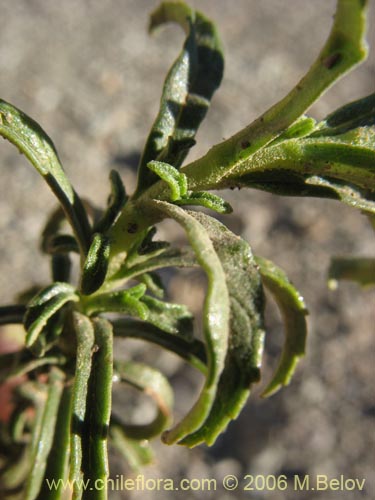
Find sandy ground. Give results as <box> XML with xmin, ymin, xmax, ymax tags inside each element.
<box><xmin>0</xmin><ymin>1</ymin><xmax>374</xmax><ymax>499</ymax></box>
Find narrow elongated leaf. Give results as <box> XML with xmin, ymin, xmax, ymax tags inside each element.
<box><xmin>24</xmin><ymin>283</ymin><xmax>79</xmax><ymax>350</ymax></box>
<box><xmin>147</xmin><ymin>200</ymin><xmax>230</xmax><ymax>445</ymax></box>
<box><xmin>135</xmin><ymin>0</ymin><xmax>224</xmax><ymax>194</ymax></box>
<box><xmin>112</xmin><ymin>360</ymin><xmax>173</xmax><ymax>439</ymax></box>
<box><xmin>0</xmin><ymin>100</ymin><xmax>91</xmax><ymax>255</ymax></box>
<box><xmin>255</xmin><ymin>257</ymin><xmax>308</xmax><ymax>397</ymax></box>
<box><xmin>81</xmin><ymin>318</ymin><xmax>113</xmax><ymax>500</ymax></box>
<box><xmin>36</xmin><ymin>386</ymin><xmax>72</xmax><ymax>500</ymax></box>
<box><xmin>112</xmin><ymin>318</ymin><xmax>207</xmax><ymax>374</ymax></box>
<box><xmin>70</xmin><ymin>312</ymin><xmax>95</xmax><ymax>500</ymax></box>
<box><xmin>328</xmin><ymin>256</ymin><xmax>375</xmax><ymax>288</ymax></box>
<box><xmin>180</xmin><ymin>213</ymin><xmax>265</xmax><ymax>447</ymax></box>
<box><xmin>24</xmin><ymin>368</ymin><xmax>65</xmax><ymax>500</ymax></box>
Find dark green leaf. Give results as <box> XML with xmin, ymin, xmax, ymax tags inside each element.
<box><xmin>94</xmin><ymin>170</ymin><xmax>127</xmax><ymax>233</ymax></box>
<box><xmin>112</xmin><ymin>318</ymin><xmax>206</xmax><ymax>374</ymax></box>
<box><xmin>80</xmin><ymin>233</ymin><xmax>111</xmax><ymax>295</ymax></box>
<box><xmin>136</xmin><ymin>226</ymin><xmax>170</xmax><ymax>256</ymax></box>
<box><xmin>112</xmin><ymin>360</ymin><xmax>173</xmax><ymax>439</ymax></box>
<box><xmin>328</xmin><ymin>256</ymin><xmax>375</xmax><ymax>288</ymax></box>
<box><xmin>24</xmin><ymin>283</ymin><xmax>79</xmax><ymax>350</ymax></box>
<box><xmin>135</xmin><ymin>0</ymin><xmax>224</xmax><ymax>194</ymax></box>
<box><xmin>0</xmin><ymin>100</ymin><xmax>91</xmax><ymax>255</ymax></box>
<box><xmin>311</xmin><ymin>92</ymin><xmax>375</xmax><ymax>137</ymax></box>
<box><xmin>70</xmin><ymin>312</ymin><xmax>95</xmax><ymax>500</ymax></box>
<box><xmin>180</xmin><ymin>213</ymin><xmax>265</xmax><ymax>447</ymax></box>
<box><xmin>255</xmin><ymin>257</ymin><xmax>308</xmax><ymax>397</ymax></box>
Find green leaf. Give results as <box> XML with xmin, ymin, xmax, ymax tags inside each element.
<box><xmin>311</xmin><ymin>92</ymin><xmax>375</xmax><ymax>137</ymax></box>
<box><xmin>328</xmin><ymin>256</ymin><xmax>375</xmax><ymax>289</ymax></box>
<box><xmin>147</xmin><ymin>200</ymin><xmax>230</xmax><ymax>445</ymax></box>
<box><xmin>81</xmin><ymin>317</ymin><xmax>113</xmax><ymax>500</ymax></box>
<box><xmin>24</xmin><ymin>283</ymin><xmax>79</xmax><ymax>351</ymax></box>
<box><xmin>175</xmin><ymin>191</ymin><xmax>233</xmax><ymax>214</ymax></box>
<box><xmin>112</xmin><ymin>360</ymin><xmax>173</xmax><ymax>440</ymax></box>
<box><xmin>136</xmin><ymin>272</ymin><xmax>165</xmax><ymax>298</ymax></box>
<box><xmin>179</xmin><ymin>213</ymin><xmax>265</xmax><ymax>447</ymax></box>
<box><xmin>136</xmin><ymin>226</ymin><xmax>170</xmax><ymax>256</ymax></box>
<box><xmin>179</xmin><ymin>0</ymin><xmax>368</xmax><ymax>191</ymax></box>
<box><xmin>36</xmin><ymin>386</ymin><xmax>72</xmax><ymax>500</ymax></box>
<box><xmin>83</xmin><ymin>283</ymin><xmax>149</xmax><ymax>319</ymax></box>
<box><xmin>112</xmin><ymin>318</ymin><xmax>206</xmax><ymax>374</ymax></box>
<box><xmin>80</xmin><ymin>233</ymin><xmax>111</xmax><ymax>295</ymax></box>
<box><xmin>147</xmin><ymin>160</ymin><xmax>188</xmax><ymax>201</ymax></box>
<box><xmin>108</xmin><ymin>246</ymin><xmax>197</xmax><ymax>291</ymax></box>
<box><xmin>255</xmin><ymin>257</ymin><xmax>308</xmax><ymax>397</ymax></box>
<box><xmin>70</xmin><ymin>312</ymin><xmax>95</xmax><ymax>500</ymax></box>
<box><xmin>24</xmin><ymin>368</ymin><xmax>65</xmax><ymax>500</ymax></box>
<box><xmin>94</xmin><ymin>169</ymin><xmax>128</xmax><ymax>233</ymax></box>
<box><xmin>135</xmin><ymin>0</ymin><xmax>224</xmax><ymax>194</ymax></box>
<box><xmin>0</xmin><ymin>100</ymin><xmax>91</xmax><ymax>255</ymax></box>
<box><xmin>140</xmin><ymin>295</ymin><xmax>194</xmax><ymax>336</ymax></box>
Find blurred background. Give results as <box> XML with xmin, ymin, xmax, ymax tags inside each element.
<box><xmin>0</xmin><ymin>1</ymin><xmax>374</xmax><ymax>499</ymax></box>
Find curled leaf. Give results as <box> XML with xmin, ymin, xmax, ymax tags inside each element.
<box><xmin>147</xmin><ymin>160</ymin><xmax>188</xmax><ymax>201</ymax></box>
<box><xmin>112</xmin><ymin>360</ymin><xmax>173</xmax><ymax>440</ymax></box>
<box><xmin>147</xmin><ymin>200</ymin><xmax>230</xmax><ymax>445</ymax></box>
<box><xmin>180</xmin><ymin>213</ymin><xmax>265</xmax><ymax>447</ymax></box>
<box><xmin>0</xmin><ymin>100</ymin><xmax>91</xmax><ymax>255</ymax></box>
<box><xmin>135</xmin><ymin>0</ymin><xmax>224</xmax><ymax>194</ymax></box>
<box><xmin>255</xmin><ymin>257</ymin><xmax>308</xmax><ymax>397</ymax></box>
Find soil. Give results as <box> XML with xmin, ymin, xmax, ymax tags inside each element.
<box><xmin>0</xmin><ymin>1</ymin><xmax>374</xmax><ymax>499</ymax></box>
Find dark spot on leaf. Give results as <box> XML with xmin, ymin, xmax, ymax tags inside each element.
<box><xmin>323</xmin><ymin>52</ymin><xmax>342</xmax><ymax>69</ymax></box>
<box><xmin>127</xmin><ymin>222</ymin><xmax>138</xmax><ymax>234</ymax></box>
<box><xmin>241</xmin><ymin>140</ymin><xmax>251</xmax><ymax>149</ymax></box>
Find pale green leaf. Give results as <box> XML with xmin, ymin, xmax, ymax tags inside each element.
<box><xmin>255</xmin><ymin>257</ymin><xmax>308</xmax><ymax>397</ymax></box>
